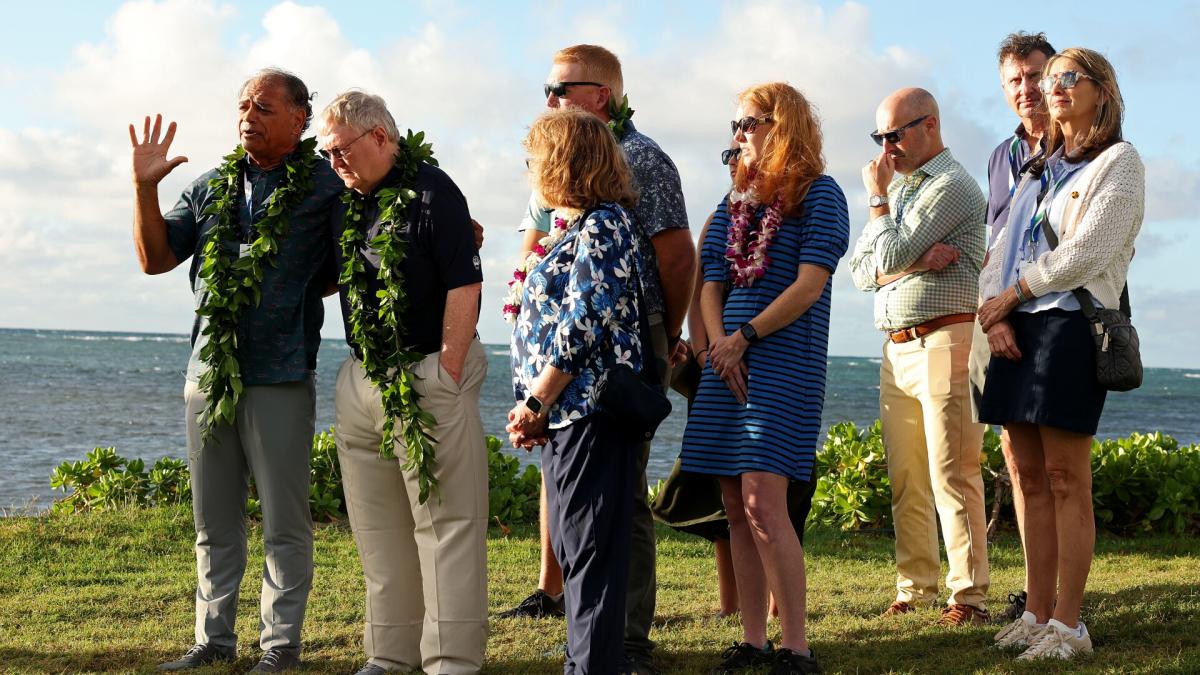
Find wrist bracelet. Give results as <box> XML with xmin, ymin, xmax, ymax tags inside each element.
<box><xmin>1013</xmin><ymin>282</ymin><xmax>1027</xmax><ymax>304</ymax></box>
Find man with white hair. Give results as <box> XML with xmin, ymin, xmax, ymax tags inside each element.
<box><xmin>130</xmin><ymin>68</ymin><xmax>342</xmax><ymax>673</ymax></box>
<box><xmin>318</xmin><ymin>89</ymin><xmax>487</xmax><ymax>675</ymax></box>
<box><xmin>849</xmin><ymin>87</ymin><xmax>991</xmax><ymax>627</ymax></box>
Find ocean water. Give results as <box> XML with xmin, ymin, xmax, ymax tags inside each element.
<box><xmin>2</xmin><ymin>327</ymin><xmax>1199</xmax><ymax>512</ymax></box>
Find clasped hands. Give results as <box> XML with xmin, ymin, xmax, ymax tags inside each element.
<box><xmin>708</xmin><ymin>332</ymin><xmax>749</xmax><ymax>405</ymax></box>
<box><xmin>506</xmin><ymin>401</ymin><xmax>548</xmax><ymax>451</ymax></box>
<box><xmin>978</xmin><ymin>287</ymin><xmax>1022</xmax><ymax>362</ymax></box>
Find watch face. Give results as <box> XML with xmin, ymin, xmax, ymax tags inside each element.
<box><xmin>739</xmin><ymin>323</ymin><xmax>757</xmax><ymax>341</ymax></box>
<box><xmin>525</xmin><ymin>395</ymin><xmax>542</xmax><ymax>414</ymax></box>
<box><xmin>869</xmin><ymin>195</ymin><xmax>887</xmax><ymax>208</ymax></box>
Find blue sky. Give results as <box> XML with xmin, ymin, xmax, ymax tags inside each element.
<box><xmin>1</xmin><ymin>0</ymin><xmax>1197</xmax><ymax>366</ymax></box>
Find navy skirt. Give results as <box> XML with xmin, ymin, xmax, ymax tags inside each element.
<box><xmin>979</xmin><ymin>309</ymin><xmax>1107</xmax><ymax>435</ymax></box>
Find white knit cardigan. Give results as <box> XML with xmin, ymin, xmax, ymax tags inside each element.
<box><xmin>980</xmin><ymin>141</ymin><xmax>1145</xmax><ymax>310</ymax></box>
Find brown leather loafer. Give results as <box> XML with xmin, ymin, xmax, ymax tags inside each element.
<box><xmin>882</xmin><ymin>600</ymin><xmax>915</xmax><ymax>617</ymax></box>
<box><xmin>938</xmin><ymin>603</ymin><xmax>990</xmax><ymax>626</ymax></box>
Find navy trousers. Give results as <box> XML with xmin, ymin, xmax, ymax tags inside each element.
<box><xmin>543</xmin><ymin>413</ymin><xmax>638</xmax><ymax>675</ymax></box>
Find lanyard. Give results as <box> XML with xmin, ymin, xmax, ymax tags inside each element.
<box><xmin>1024</xmin><ymin>162</ymin><xmax>1069</xmax><ymax>258</ymax></box>
<box><xmin>894</xmin><ymin>173</ymin><xmax>925</xmax><ymax>225</ymax></box>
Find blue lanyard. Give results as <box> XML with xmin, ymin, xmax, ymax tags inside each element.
<box><xmin>1025</xmin><ymin>164</ymin><xmax>1067</xmax><ymax>256</ymax></box>
<box><xmin>894</xmin><ymin>174</ymin><xmax>925</xmax><ymax>224</ymax></box>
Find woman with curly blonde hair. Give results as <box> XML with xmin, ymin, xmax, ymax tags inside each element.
<box><xmin>681</xmin><ymin>82</ymin><xmax>849</xmax><ymax>675</ymax></box>
<box><xmin>506</xmin><ymin>108</ymin><xmax>648</xmax><ymax>674</ymax></box>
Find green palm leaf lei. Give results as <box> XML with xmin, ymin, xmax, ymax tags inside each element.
<box><xmin>195</xmin><ymin>137</ymin><xmax>319</xmax><ymax>438</ymax></box>
<box><xmin>338</xmin><ymin>130</ymin><xmax>441</xmax><ymax>504</ymax></box>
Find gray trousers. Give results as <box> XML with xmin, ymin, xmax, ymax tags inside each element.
<box><xmin>183</xmin><ymin>377</ymin><xmax>315</xmax><ymax>654</ymax></box>
<box><xmin>624</xmin><ymin>314</ymin><xmax>669</xmax><ymax>659</ymax></box>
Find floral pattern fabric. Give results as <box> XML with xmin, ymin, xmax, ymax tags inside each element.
<box><xmin>511</xmin><ymin>203</ymin><xmax>645</xmax><ymax>429</ymax></box>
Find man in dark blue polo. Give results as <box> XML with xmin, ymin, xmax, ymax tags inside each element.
<box><xmin>971</xmin><ymin>31</ymin><xmax>1056</xmax><ymax>625</ymax></box>
<box><xmin>129</xmin><ymin>68</ymin><xmax>343</xmax><ymax>673</ymax></box>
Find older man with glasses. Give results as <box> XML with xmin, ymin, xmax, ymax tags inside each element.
<box><xmin>319</xmin><ymin>89</ymin><xmax>487</xmax><ymax>675</ymax></box>
<box><xmin>848</xmin><ymin>87</ymin><xmax>991</xmax><ymax>627</ymax></box>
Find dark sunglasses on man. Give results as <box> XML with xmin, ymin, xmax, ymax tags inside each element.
<box><xmin>543</xmin><ymin>81</ymin><xmax>604</xmax><ymax>98</ymax></box>
<box><xmin>721</xmin><ymin>147</ymin><xmax>741</xmax><ymax>166</ymax></box>
<box><xmin>869</xmin><ymin>115</ymin><xmax>929</xmax><ymax>146</ymax></box>
<box><xmin>730</xmin><ymin>114</ymin><xmax>772</xmax><ymax>135</ymax></box>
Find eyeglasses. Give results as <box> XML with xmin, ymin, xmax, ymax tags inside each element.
<box><xmin>544</xmin><ymin>81</ymin><xmax>604</xmax><ymax>98</ymax></box>
<box><xmin>319</xmin><ymin>130</ymin><xmax>371</xmax><ymax>161</ymax></box>
<box><xmin>730</xmin><ymin>115</ymin><xmax>772</xmax><ymax>135</ymax></box>
<box><xmin>869</xmin><ymin>115</ymin><xmax>929</xmax><ymax>146</ymax></box>
<box><xmin>1038</xmin><ymin>70</ymin><xmax>1096</xmax><ymax>94</ymax></box>
<box><xmin>721</xmin><ymin>148</ymin><xmax>741</xmax><ymax>166</ymax></box>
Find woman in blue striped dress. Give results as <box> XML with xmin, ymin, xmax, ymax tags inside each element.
<box><xmin>680</xmin><ymin>82</ymin><xmax>849</xmax><ymax>675</ymax></box>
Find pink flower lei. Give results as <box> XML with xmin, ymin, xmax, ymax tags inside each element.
<box><xmin>502</xmin><ymin>212</ymin><xmax>573</xmax><ymax>323</ymax></box>
<box><xmin>725</xmin><ymin>190</ymin><xmax>784</xmax><ymax>287</ymax></box>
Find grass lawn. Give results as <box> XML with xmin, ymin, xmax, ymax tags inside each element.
<box><xmin>0</xmin><ymin>506</ymin><xmax>1196</xmax><ymax>674</ymax></box>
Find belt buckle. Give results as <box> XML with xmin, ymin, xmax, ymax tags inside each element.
<box><xmin>907</xmin><ymin>326</ymin><xmax>920</xmax><ymax>341</ymax></box>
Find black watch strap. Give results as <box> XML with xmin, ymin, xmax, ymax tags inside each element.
<box><xmin>523</xmin><ymin>394</ymin><xmax>544</xmax><ymax>415</ymax></box>
<box><xmin>739</xmin><ymin>323</ymin><xmax>759</xmax><ymax>343</ymax></box>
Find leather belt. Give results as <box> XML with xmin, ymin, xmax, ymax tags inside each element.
<box><xmin>888</xmin><ymin>313</ymin><xmax>976</xmax><ymax>344</ymax></box>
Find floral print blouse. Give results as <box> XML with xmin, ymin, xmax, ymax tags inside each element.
<box><xmin>511</xmin><ymin>203</ymin><xmax>645</xmax><ymax>429</ymax></box>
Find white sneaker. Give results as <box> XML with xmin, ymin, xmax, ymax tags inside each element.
<box><xmin>1017</xmin><ymin>618</ymin><xmax>1094</xmax><ymax>660</ymax></box>
<box><xmin>993</xmin><ymin>611</ymin><xmax>1046</xmax><ymax>650</ymax></box>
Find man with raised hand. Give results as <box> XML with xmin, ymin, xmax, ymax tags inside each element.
<box><xmin>974</xmin><ymin>31</ymin><xmax>1056</xmax><ymax>625</ymax></box>
<box><xmin>130</xmin><ymin>68</ymin><xmax>343</xmax><ymax>672</ymax></box>
<box><xmin>319</xmin><ymin>90</ymin><xmax>487</xmax><ymax>675</ymax></box>
<box><xmin>500</xmin><ymin>44</ymin><xmax>692</xmax><ymax>675</ymax></box>
<box><xmin>848</xmin><ymin>88</ymin><xmax>991</xmax><ymax>627</ymax></box>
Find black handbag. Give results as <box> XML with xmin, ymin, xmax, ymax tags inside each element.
<box><xmin>593</xmin><ymin>219</ymin><xmax>672</xmax><ymax>440</ymax></box>
<box><xmin>1043</xmin><ymin>213</ymin><xmax>1143</xmax><ymax>392</ymax></box>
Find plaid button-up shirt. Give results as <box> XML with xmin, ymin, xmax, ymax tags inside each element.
<box><xmin>849</xmin><ymin>148</ymin><xmax>987</xmax><ymax>331</ymax></box>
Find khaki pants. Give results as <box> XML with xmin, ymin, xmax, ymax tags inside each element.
<box><xmin>879</xmin><ymin>321</ymin><xmax>989</xmax><ymax>608</ymax></box>
<box><xmin>335</xmin><ymin>340</ymin><xmax>489</xmax><ymax>674</ymax></box>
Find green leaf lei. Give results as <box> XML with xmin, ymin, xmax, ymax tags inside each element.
<box><xmin>338</xmin><ymin>130</ymin><xmax>441</xmax><ymax>504</ymax></box>
<box><xmin>194</xmin><ymin>137</ymin><xmax>319</xmax><ymax>438</ymax></box>
<box><xmin>608</xmin><ymin>94</ymin><xmax>635</xmax><ymax>141</ymax></box>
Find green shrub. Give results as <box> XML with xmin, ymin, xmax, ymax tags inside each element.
<box><xmin>810</xmin><ymin>421</ymin><xmax>893</xmax><ymax>530</ymax></box>
<box><xmin>486</xmin><ymin>435</ymin><xmax>542</xmax><ymax>529</ymax></box>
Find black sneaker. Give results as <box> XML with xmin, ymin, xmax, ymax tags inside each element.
<box><xmin>498</xmin><ymin>589</ymin><xmax>565</xmax><ymax>619</ymax></box>
<box><xmin>620</xmin><ymin>654</ymin><xmax>662</xmax><ymax>675</ymax></box>
<box><xmin>715</xmin><ymin>640</ymin><xmax>774</xmax><ymax>674</ymax></box>
<box><xmin>248</xmin><ymin>647</ymin><xmax>302</xmax><ymax>673</ymax></box>
<box><xmin>994</xmin><ymin>591</ymin><xmax>1028</xmax><ymax>624</ymax></box>
<box><xmin>157</xmin><ymin>643</ymin><xmax>236</xmax><ymax>671</ymax></box>
<box><xmin>769</xmin><ymin>648</ymin><xmax>821</xmax><ymax>674</ymax></box>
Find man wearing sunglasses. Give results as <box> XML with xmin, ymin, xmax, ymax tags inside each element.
<box><xmin>972</xmin><ymin>31</ymin><xmax>1057</xmax><ymax>627</ymax></box>
<box><xmin>130</xmin><ymin>69</ymin><xmax>343</xmax><ymax>672</ymax></box>
<box><xmin>501</xmin><ymin>44</ymin><xmax>692</xmax><ymax>675</ymax></box>
<box><xmin>848</xmin><ymin>88</ymin><xmax>991</xmax><ymax>627</ymax></box>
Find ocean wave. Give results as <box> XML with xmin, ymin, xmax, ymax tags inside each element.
<box><xmin>1185</xmin><ymin>373</ymin><xmax>1200</xmax><ymax>379</ymax></box>
<box><xmin>63</xmin><ymin>334</ymin><xmax>188</xmax><ymax>344</ymax></box>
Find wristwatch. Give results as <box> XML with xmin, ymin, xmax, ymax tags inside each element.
<box><xmin>738</xmin><ymin>322</ymin><xmax>759</xmax><ymax>343</ymax></box>
<box><xmin>868</xmin><ymin>194</ymin><xmax>888</xmax><ymax>208</ymax></box>
<box><xmin>523</xmin><ymin>394</ymin><xmax>544</xmax><ymax>415</ymax></box>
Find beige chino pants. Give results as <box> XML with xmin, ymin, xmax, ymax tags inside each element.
<box><xmin>335</xmin><ymin>340</ymin><xmax>489</xmax><ymax>674</ymax></box>
<box><xmin>879</xmin><ymin>321</ymin><xmax>990</xmax><ymax>608</ymax></box>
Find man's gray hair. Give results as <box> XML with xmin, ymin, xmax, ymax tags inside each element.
<box><xmin>240</xmin><ymin>67</ymin><xmax>314</xmax><ymax>132</ymax></box>
<box><xmin>318</xmin><ymin>90</ymin><xmax>400</xmax><ymax>143</ymax></box>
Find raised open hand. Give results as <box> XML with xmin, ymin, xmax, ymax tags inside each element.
<box><xmin>129</xmin><ymin>114</ymin><xmax>188</xmax><ymax>186</ymax></box>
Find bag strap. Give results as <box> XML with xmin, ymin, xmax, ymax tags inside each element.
<box><xmin>577</xmin><ymin>205</ymin><xmax>662</xmax><ymax>387</ymax></box>
<box><xmin>1038</xmin><ymin>190</ymin><xmax>1132</xmax><ymax>318</ymax></box>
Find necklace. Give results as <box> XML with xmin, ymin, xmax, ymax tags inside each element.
<box><xmin>725</xmin><ymin>188</ymin><xmax>783</xmax><ymax>287</ymax></box>
<box><xmin>502</xmin><ymin>211</ymin><xmax>576</xmax><ymax>323</ymax></box>
<box><xmin>195</xmin><ymin>137</ymin><xmax>318</xmax><ymax>438</ymax></box>
<box><xmin>338</xmin><ymin>130</ymin><xmax>441</xmax><ymax>504</ymax></box>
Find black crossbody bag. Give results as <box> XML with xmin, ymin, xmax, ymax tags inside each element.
<box><xmin>1040</xmin><ymin>199</ymin><xmax>1143</xmax><ymax>392</ymax></box>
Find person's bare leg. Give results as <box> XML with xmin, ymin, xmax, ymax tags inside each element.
<box><xmin>720</xmin><ymin>476</ymin><xmax>768</xmax><ymax>647</ymax></box>
<box><xmin>538</xmin><ymin>475</ymin><xmax>564</xmax><ymax>596</ymax></box>
<box><xmin>1001</xmin><ymin>428</ymin><xmax>1030</xmax><ymax>594</ymax></box>
<box><xmin>1040</xmin><ymin>426</ymin><xmax>1095</xmax><ymax>628</ymax></box>
<box><xmin>714</xmin><ymin>538</ymin><xmax>739</xmax><ymax>617</ymax></box>
<box><xmin>1006</xmin><ymin>423</ymin><xmax>1055</xmax><ymax>623</ymax></box>
<box><xmin>742</xmin><ymin>472</ymin><xmax>808</xmax><ymax>654</ymax></box>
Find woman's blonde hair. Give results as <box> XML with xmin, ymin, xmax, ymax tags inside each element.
<box><xmin>524</xmin><ymin>109</ymin><xmax>637</xmax><ymax>215</ymax></box>
<box><xmin>733</xmin><ymin>82</ymin><xmax>825</xmax><ymax>215</ymax></box>
<box><xmin>1037</xmin><ymin>47</ymin><xmax>1124</xmax><ymax>169</ymax></box>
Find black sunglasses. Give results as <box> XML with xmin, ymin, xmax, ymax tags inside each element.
<box><xmin>319</xmin><ymin>129</ymin><xmax>371</xmax><ymax>161</ymax></box>
<box><xmin>721</xmin><ymin>148</ymin><xmax>741</xmax><ymax>166</ymax></box>
<box><xmin>870</xmin><ymin>115</ymin><xmax>929</xmax><ymax>146</ymax></box>
<box><xmin>544</xmin><ymin>81</ymin><xmax>604</xmax><ymax>98</ymax></box>
<box><xmin>730</xmin><ymin>115</ymin><xmax>772</xmax><ymax>135</ymax></box>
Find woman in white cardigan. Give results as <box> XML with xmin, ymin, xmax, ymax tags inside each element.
<box><xmin>975</xmin><ymin>47</ymin><xmax>1144</xmax><ymax>662</ymax></box>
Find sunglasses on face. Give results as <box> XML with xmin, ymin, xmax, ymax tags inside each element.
<box><xmin>869</xmin><ymin>115</ymin><xmax>929</xmax><ymax>146</ymax></box>
<box><xmin>1038</xmin><ymin>70</ymin><xmax>1096</xmax><ymax>94</ymax></box>
<box><xmin>319</xmin><ymin>129</ymin><xmax>371</xmax><ymax>161</ymax></box>
<box><xmin>730</xmin><ymin>115</ymin><xmax>772</xmax><ymax>135</ymax></box>
<box><xmin>543</xmin><ymin>81</ymin><xmax>604</xmax><ymax>98</ymax></box>
<box><xmin>721</xmin><ymin>148</ymin><xmax>741</xmax><ymax>166</ymax></box>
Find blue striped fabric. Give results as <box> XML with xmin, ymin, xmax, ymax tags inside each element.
<box><xmin>680</xmin><ymin>176</ymin><xmax>850</xmax><ymax>481</ymax></box>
